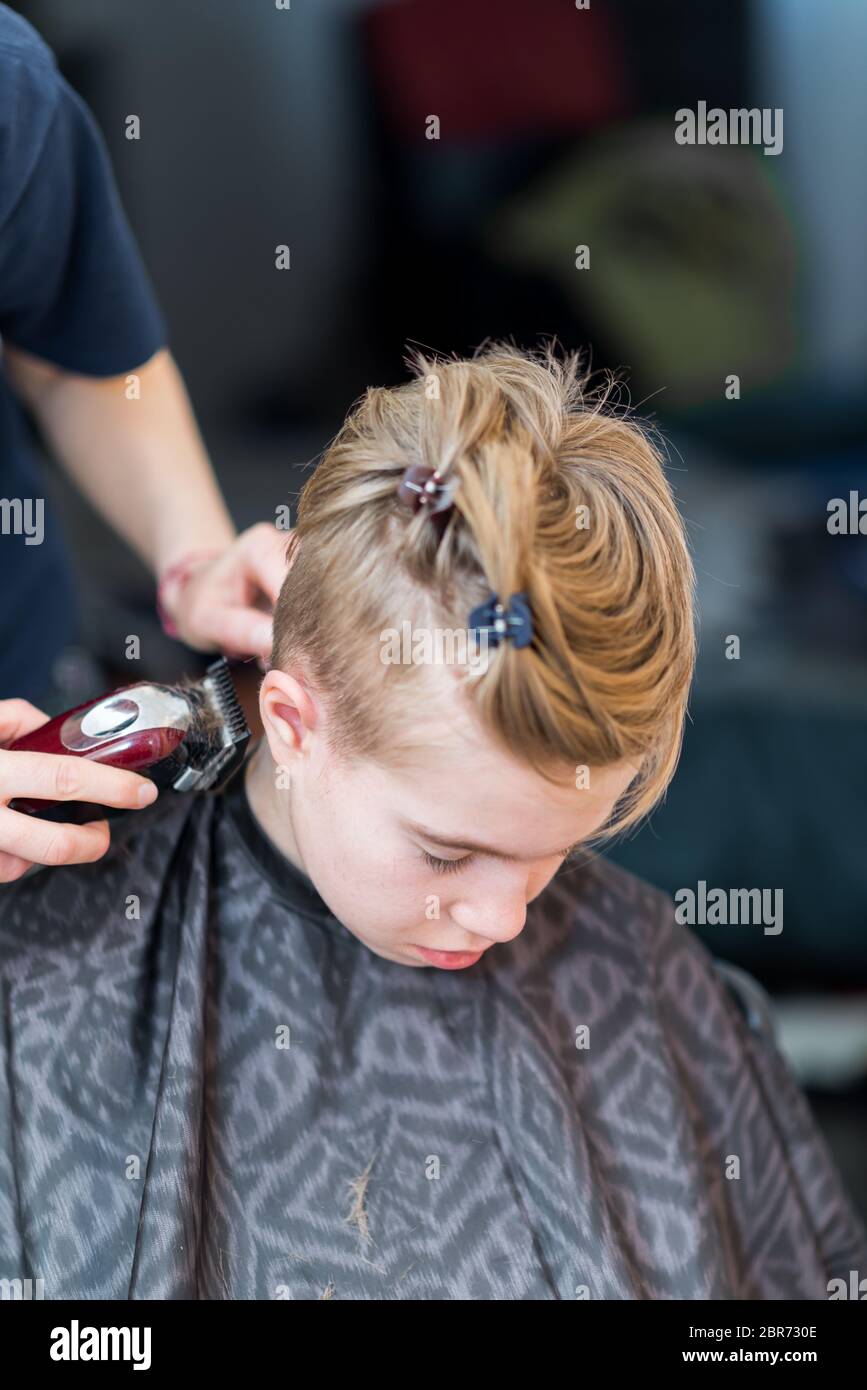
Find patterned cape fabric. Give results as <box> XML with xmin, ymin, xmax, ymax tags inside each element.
<box><xmin>0</xmin><ymin>765</ymin><xmax>864</xmax><ymax>1300</ymax></box>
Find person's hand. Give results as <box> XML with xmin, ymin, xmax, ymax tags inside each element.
<box><xmin>158</xmin><ymin>523</ymin><xmax>290</xmax><ymax>660</ymax></box>
<box><xmin>0</xmin><ymin>699</ymin><xmax>158</xmax><ymax>883</ymax></box>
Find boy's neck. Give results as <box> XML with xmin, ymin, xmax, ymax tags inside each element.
<box><xmin>243</xmin><ymin>740</ymin><xmax>310</xmax><ymax>881</ymax></box>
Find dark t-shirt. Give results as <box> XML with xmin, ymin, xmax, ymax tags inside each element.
<box><xmin>0</xmin><ymin>4</ymin><xmax>166</xmax><ymax>701</ymax></box>
<box><xmin>0</xmin><ymin>758</ymin><xmax>864</xmax><ymax>1299</ymax></box>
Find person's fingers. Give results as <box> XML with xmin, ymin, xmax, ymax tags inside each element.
<box><xmin>207</xmin><ymin>605</ymin><xmax>273</xmax><ymax>658</ymax></box>
<box><xmin>0</xmin><ymin>698</ymin><xmax>51</xmax><ymax>745</ymax></box>
<box><xmin>166</xmin><ymin>524</ymin><xmax>288</xmax><ymax>655</ymax></box>
<box><xmin>238</xmin><ymin>522</ymin><xmax>292</xmax><ymax>605</ymax></box>
<box><xmin>0</xmin><ymin>807</ymin><xmax>111</xmax><ymax>867</ymax></box>
<box><xmin>0</xmin><ymin>749</ymin><xmax>159</xmax><ymax>808</ymax></box>
<box><xmin>0</xmin><ymin>848</ymin><xmax>35</xmax><ymax>883</ymax></box>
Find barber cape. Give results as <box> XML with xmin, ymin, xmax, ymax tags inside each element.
<box><xmin>1</xmin><ymin>762</ymin><xmax>864</xmax><ymax>1300</ymax></box>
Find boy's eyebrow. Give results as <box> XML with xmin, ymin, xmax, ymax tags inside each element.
<box><xmin>402</xmin><ymin>819</ymin><xmax>582</xmax><ymax>862</ymax></box>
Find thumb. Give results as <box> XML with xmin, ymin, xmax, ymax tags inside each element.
<box><xmin>0</xmin><ymin>699</ymin><xmax>51</xmax><ymax>746</ymax></box>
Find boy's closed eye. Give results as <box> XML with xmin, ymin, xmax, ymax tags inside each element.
<box><xmin>418</xmin><ymin>844</ymin><xmax>580</xmax><ymax>876</ymax></box>
<box><xmin>421</xmin><ymin>849</ymin><xmax>473</xmax><ymax>876</ymax></box>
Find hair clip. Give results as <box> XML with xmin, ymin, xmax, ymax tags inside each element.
<box><xmin>397</xmin><ymin>464</ymin><xmax>457</xmax><ymax>516</ymax></box>
<box><xmin>468</xmin><ymin>591</ymin><xmax>534</xmax><ymax>650</ymax></box>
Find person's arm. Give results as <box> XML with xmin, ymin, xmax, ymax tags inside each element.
<box><xmin>0</xmin><ymin>18</ymin><xmax>288</xmax><ymax>882</ymax></box>
<box><xmin>0</xmin><ymin>38</ymin><xmax>288</xmax><ymax>660</ymax></box>
<box><xmin>4</xmin><ymin>342</ymin><xmax>289</xmax><ymax>656</ymax></box>
<box><xmin>4</xmin><ymin>343</ymin><xmax>233</xmax><ymax>573</ymax></box>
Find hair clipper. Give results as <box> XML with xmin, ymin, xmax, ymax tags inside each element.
<box><xmin>8</xmin><ymin>657</ymin><xmax>250</xmax><ymax>823</ymax></box>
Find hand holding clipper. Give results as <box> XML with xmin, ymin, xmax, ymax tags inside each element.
<box><xmin>0</xmin><ymin>659</ymin><xmax>249</xmax><ymax>880</ymax></box>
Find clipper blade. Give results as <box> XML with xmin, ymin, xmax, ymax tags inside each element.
<box><xmin>173</xmin><ymin>658</ymin><xmax>250</xmax><ymax>792</ymax></box>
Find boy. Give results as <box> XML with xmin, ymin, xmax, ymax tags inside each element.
<box><xmin>1</xmin><ymin>343</ymin><xmax>864</xmax><ymax>1299</ymax></box>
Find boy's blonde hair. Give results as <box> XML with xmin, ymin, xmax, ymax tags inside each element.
<box><xmin>273</xmin><ymin>341</ymin><xmax>695</xmax><ymax>840</ymax></box>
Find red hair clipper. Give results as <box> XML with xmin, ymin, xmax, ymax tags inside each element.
<box><xmin>8</xmin><ymin>657</ymin><xmax>250</xmax><ymax>823</ymax></box>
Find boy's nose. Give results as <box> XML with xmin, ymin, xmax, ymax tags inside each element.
<box><xmin>451</xmin><ymin>898</ymin><xmax>527</xmax><ymax>947</ymax></box>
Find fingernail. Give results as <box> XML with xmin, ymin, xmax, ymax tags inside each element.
<box><xmin>138</xmin><ymin>782</ymin><xmax>158</xmax><ymax>805</ymax></box>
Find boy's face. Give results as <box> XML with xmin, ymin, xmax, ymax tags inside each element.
<box><xmin>253</xmin><ymin>667</ymin><xmax>637</xmax><ymax>969</ymax></box>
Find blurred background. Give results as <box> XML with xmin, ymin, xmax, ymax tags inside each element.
<box><xmin>11</xmin><ymin>0</ymin><xmax>867</xmax><ymax>1214</ymax></box>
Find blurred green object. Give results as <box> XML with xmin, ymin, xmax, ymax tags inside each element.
<box><xmin>484</xmin><ymin>121</ymin><xmax>800</xmax><ymax>409</ymax></box>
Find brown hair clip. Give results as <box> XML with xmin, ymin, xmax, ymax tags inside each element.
<box><xmin>397</xmin><ymin>464</ymin><xmax>457</xmax><ymax>517</ymax></box>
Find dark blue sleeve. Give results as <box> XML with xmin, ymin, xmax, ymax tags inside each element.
<box><xmin>0</xmin><ymin>12</ymin><xmax>167</xmax><ymax>375</ymax></box>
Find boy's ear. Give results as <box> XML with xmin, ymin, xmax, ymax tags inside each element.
<box><xmin>258</xmin><ymin>667</ymin><xmax>318</xmax><ymax>761</ymax></box>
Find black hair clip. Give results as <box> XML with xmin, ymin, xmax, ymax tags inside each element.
<box><xmin>468</xmin><ymin>592</ymin><xmax>534</xmax><ymax>649</ymax></box>
<box><xmin>397</xmin><ymin>464</ymin><xmax>457</xmax><ymax>516</ymax></box>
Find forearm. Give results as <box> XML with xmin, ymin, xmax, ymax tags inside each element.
<box><xmin>5</xmin><ymin>344</ymin><xmax>236</xmax><ymax>575</ymax></box>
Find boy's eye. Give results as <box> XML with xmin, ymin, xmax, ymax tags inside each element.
<box><xmin>421</xmin><ymin>847</ymin><xmax>576</xmax><ymax>874</ymax></box>
<box><xmin>421</xmin><ymin>849</ymin><xmax>474</xmax><ymax>875</ymax></box>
